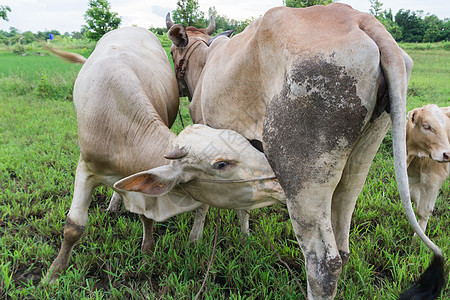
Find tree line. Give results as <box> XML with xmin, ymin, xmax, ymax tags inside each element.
<box><xmin>0</xmin><ymin>0</ymin><xmax>448</xmax><ymax>47</ymax></box>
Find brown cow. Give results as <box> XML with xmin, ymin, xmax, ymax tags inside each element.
<box><xmin>407</xmin><ymin>104</ymin><xmax>450</xmax><ymax>233</ymax></box>
<box><xmin>166</xmin><ymin>3</ymin><xmax>444</xmax><ymax>299</ymax></box>
<box><xmin>45</xmin><ymin>27</ymin><xmax>285</xmax><ymax>282</ymax></box>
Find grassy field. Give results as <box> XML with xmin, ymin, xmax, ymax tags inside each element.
<box><xmin>0</xmin><ymin>44</ymin><xmax>449</xmax><ymax>299</ymax></box>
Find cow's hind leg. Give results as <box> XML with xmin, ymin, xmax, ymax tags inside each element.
<box><xmin>264</xmin><ymin>117</ymin><xmax>356</xmax><ymax>299</ymax></box>
<box><xmin>263</xmin><ymin>67</ymin><xmax>371</xmax><ymax>298</ymax></box>
<box><xmin>45</xmin><ymin>158</ymin><xmax>98</xmax><ymax>282</ymax></box>
<box><xmin>331</xmin><ymin>113</ymin><xmax>391</xmax><ymax>265</ymax></box>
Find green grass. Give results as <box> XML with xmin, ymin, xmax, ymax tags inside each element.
<box><xmin>0</xmin><ymin>46</ymin><xmax>449</xmax><ymax>299</ymax></box>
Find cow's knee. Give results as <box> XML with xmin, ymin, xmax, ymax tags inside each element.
<box><xmin>63</xmin><ymin>218</ymin><xmax>85</xmax><ymax>243</ymax></box>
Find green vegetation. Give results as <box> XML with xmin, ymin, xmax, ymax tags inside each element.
<box><xmin>0</xmin><ymin>43</ymin><xmax>449</xmax><ymax>299</ymax></box>
<box><xmin>83</xmin><ymin>0</ymin><xmax>121</xmax><ymax>41</ymax></box>
<box><xmin>367</xmin><ymin>0</ymin><xmax>449</xmax><ymax>43</ymax></box>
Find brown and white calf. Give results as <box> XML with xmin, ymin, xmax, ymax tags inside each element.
<box><xmin>407</xmin><ymin>104</ymin><xmax>450</xmax><ymax>233</ymax></box>
<box><xmin>45</xmin><ymin>27</ymin><xmax>284</xmax><ymax>282</ymax></box>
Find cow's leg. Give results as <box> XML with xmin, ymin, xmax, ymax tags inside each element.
<box><xmin>139</xmin><ymin>214</ymin><xmax>155</xmax><ymax>253</ymax></box>
<box><xmin>285</xmin><ymin>176</ymin><xmax>346</xmax><ymax>299</ymax></box>
<box><xmin>263</xmin><ymin>76</ymin><xmax>371</xmax><ymax>299</ymax></box>
<box><xmin>331</xmin><ymin>113</ymin><xmax>390</xmax><ymax>266</ymax></box>
<box><xmin>236</xmin><ymin>209</ymin><xmax>250</xmax><ymax>235</ymax></box>
<box><xmin>106</xmin><ymin>191</ymin><xmax>122</xmax><ymax>212</ymax></box>
<box><xmin>264</xmin><ymin>116</ymin><xmax>352</xmax><ymax>299</ymax></box>
<box><xmin>188</xmin><ymin>204</ymin><xmax>209</xmax><ymax>243</ymax></box>
<box><xmin>45</xmin><ymin>159</ymin><xmax>97</xmax><ymax>282</ymax></box>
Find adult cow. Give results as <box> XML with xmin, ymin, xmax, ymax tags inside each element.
<box><xmin>407</xmin><ymin>104</ymin><xmax>450</xmax><ymax>233</ymax></box>
<box><xmin>45</xmin><ymin>27</ymin><xmax>285</xmax><ymax>282</ymax></box>
<box><xmin>166</xmin><ymin>3</ymin><xmax>444</xmax><ymax>299</ymax></box>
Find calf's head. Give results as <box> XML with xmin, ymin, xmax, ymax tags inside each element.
<box><xmin>114</xmin><ymin>124</ymin><xmax>285</xmax><ymax>210</ymax></box>
<box><xmin>407</xmin><ymin>104</ymin><xmax>450</xmax><ymax>162</ymax></box>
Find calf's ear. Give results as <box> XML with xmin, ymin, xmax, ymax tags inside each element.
<box><xmin>407</xmin><ymin>108</ymin><xmax>420</xmax><ymax>126</ymax></box>
<box><xmin>114</xmin><ymin>166</ymin><xmax>179</xmax><ymax>196</ymax></box>
<box><xmin>168</xmin><ymin>24</ymin><xmax>189</xmax><ymax>48</ymax></box>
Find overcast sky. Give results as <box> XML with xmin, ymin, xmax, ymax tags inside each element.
<box><xmin>1</xmin><ymin>0</ymin><xmax>448</xmax><ymax>34</ymax></box>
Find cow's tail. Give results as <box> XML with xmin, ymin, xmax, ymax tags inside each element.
<box><xmin>44</xmin><ymin>45</ymin><xmax>86</xmax><ymax>64</ymax></box>
<box><xmin>359</xmin><ymin>14</ymin><xmax>445</xmax><ymax>299</ymax></box>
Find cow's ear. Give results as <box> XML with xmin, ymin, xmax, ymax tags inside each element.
<box><xmin>168</xmin><ymin>24</ymin><xmax>189</xmax><ymax>48</ymax></box>
<box><xmin>114</xmin><ymin>166</ymin><xmax>179</xmax><ymax>196</ymax></box>
<box><xmin>407</xmin><ymin>108</ymin><xmax>420</xmax><ymax>126</ymax></box>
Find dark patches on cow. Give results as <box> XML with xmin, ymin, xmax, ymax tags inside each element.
<box><xmin>263</xmin><ymin>57</ymin><xmax>368</xmax><ymax>198</ymax></box>
<box><xmin>305</xmin><ymin>251</ymin><xmax>342</xmax><ymax>297</ymax></box>
<box><xmin>326</xmin><ymin>255</ymin><xmax>342</xmax><ymax>273</ymax></box>
<box><xmin>339</xmin><ymin>250</ymin><xmax>350</xmax><ymax>267</ymax></box>
<box><xmin>64</xmin><ymin>217</ymin><xmax>86</xmax><ymax>242</ymax></box>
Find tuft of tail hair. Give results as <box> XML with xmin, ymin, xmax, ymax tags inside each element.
<box><xmin>399</xmin><ymin>254</ymin><xmax>445</xmax><ymax>300</ymax></box>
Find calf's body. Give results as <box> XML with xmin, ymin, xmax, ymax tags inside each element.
<box><xmin>407</xmin><ymin>105</ymin><xmax>450</xmax><ymax>232</ymax></box>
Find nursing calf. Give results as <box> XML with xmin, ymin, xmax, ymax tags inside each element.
<box><xmin>407</xmin><ymin>104</ymin><xmax>450</xmax><ymax>233</ymax></box>
<box><xmin>45</xmin><ymin>27</ymin><xmax>284</xmax><ymax>282</ymax></box>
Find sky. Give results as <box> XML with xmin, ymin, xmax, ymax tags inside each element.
<box><xmin>0</xmin><ymin>0</ymin><xmax>449</xmax><ymax>34</ymax></box>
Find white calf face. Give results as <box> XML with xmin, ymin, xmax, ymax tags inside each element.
<box><xmin>115</xmin><ymin>124</ymin><xmax>285</xmax><ymax>210</ymax></box>
<box><xmin>407</xmin><ymin>105</ymin><xmax>450</xmax><ymax>162</ymax></box>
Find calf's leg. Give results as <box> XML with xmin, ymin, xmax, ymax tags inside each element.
<box><xmin>236</xmin><ymin>209</ymin><xmax>250</xmax><ymax>235</ymax></box>
<box><xmin>106</xmin><ymin>191</ymin><xmax>123</xmax><ymax>212</ymax></box>
<box><xmin>139</xmin><ymin>214</ymin><xmax>155</xmax><ymax>253</ymax></box>
<box><xmin>188</xmin><ymin>204</ymin><xmax>209</xmax><ymax>243</ymax></box>
<box><xmin>415</xmin><ymin>182</ymin><xmax>442</xmax><ymax>233</ymax></box>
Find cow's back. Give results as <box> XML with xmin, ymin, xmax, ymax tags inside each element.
<box><xmin>198</xmin><ymin>4</ymin><xmax>386</xmax><ymax>141</ymax></box>
<box><xmin>74</xmin><ymin>27</ymin><xmax>179</xmax><ymax>177</ymax></box>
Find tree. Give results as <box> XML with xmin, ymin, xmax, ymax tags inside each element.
<box><xmin>369</xmin><ymin>0</ymin><xmax>383</xmax><ymax>19</ymax></box>
<box><xmin>21</xmin><ymin>31</ymin><xmax>36</xmax><ymax>44</ymax></box>
<box><xmin>172</xmin><ymin>0</ymin><xmax>206</xmax><ymax>27</ymax></box>
<box><xmin>71</xmin><ymin>31</ymin><xmax>84</xmax><ymax>39</ymax></box>
<box><xmin>0</xmin><ymin>5</ymin><xmax>11</xmax><ymax>21</ymax></box>
<box><xmin>285</xmin><ymin>0</ymin><xmax>334</xmax><ymax>8</ymax></box>
<box><xmin>83</xmin><ymin>0</ymin><xmax>121</xmax><ymax>41</ymax></box>
<box><xmin>395</xmin><ymin>9</ymin><xmax>425</xmax><ymax>42</ymax></box>
<box><xmin>422</xmin><ymin>14</ymin><xmax>447</xmax><ymax>42</ymax></box>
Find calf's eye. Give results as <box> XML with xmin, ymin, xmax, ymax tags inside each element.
<box><xmin>423</xmin><ymin>123</ymin><xmax>431</xmax><ymax>131</ymax></box>
<box><xmin>213</xmin><ymin>161</ymin><xmax>229</xmax><ymax>170</ymax></box>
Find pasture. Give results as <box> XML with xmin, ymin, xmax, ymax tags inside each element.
<box><xmin>0</xmin><ymin>42</ymin><xmax>449</xmax><ymax>299</ymax></box>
